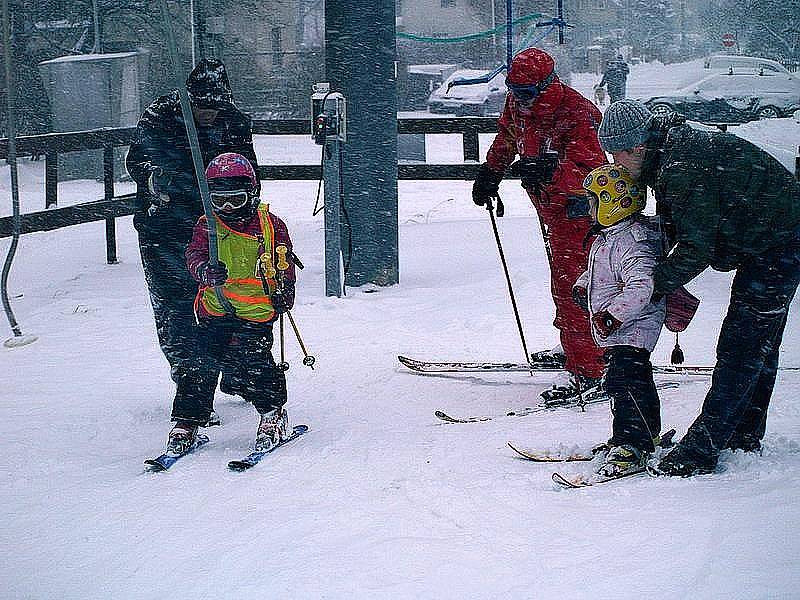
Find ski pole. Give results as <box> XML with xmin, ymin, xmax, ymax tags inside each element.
<box><xmin>275</xmin><ymin>245</ymin><xmax>315</xmax><ymax>369</ymax></box>
<box><xmin>1</xmin><ymin>0</ymin><xmax>37</xmax><ymax>348</ymax></box>
<box><xmin>277</xmin><ymin>314</ymin><xmax>289</xmax><ymax>372</ymax></box>
<box><xmin>286</xmin><ymin>310</ymin><xmax>315</xmax><ymax>369</ymax></box>
<box><xmin>484</xmin><ymin>196</ymin><xmax>532</xmax><ymax>370</ymax></box>
<box><xmin>157</xmin><ymin>0</ymin><xmax>234</xmax><ymax>316</ymax></box>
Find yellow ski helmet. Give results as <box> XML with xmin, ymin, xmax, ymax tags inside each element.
<box><xmin>582</xmin><ymin>164</ymin><xmax>645</xmax><ymax>227</ymax></box>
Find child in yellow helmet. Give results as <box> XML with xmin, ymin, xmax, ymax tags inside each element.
<box><xmin>574</xmin><ymin>164</ymin><xmax>666</xmax><ymax>478</ymax></box>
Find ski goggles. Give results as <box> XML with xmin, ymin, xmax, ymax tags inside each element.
<box><xmin>506</xmin><ymin>72</ymin><xmax>555</xmax><ymax>102</ymax></box>
<box><xmin>210</xmin><ymin>190</ymin><xmax>250</xmax><ymax>211</ymax></box>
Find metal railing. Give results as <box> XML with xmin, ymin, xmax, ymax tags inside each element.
<box><xmin>0</xmin><ymin>117</ymin><xmax>497</xmax><ymax>262</ymax></box>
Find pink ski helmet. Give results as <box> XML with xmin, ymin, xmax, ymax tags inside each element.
<box><xmin>205</xmin><ymin>153</ymin><xmax>260</xmax><ymax>222</ymax></box>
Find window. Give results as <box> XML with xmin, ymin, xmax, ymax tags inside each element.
<box><xmin>271</xmin><ymin>27</ymin><xmax>283</xmax><ymax>68</ymax></box>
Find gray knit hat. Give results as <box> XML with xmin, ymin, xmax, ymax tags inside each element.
<box><xmin>598</xmin><ymin>99</ymin><xmax>654</xmax><ymax>152</ymax></box>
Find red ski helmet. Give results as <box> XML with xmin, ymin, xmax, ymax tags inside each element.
<box><xmin>506</xmin><ymin>47</ymin><xmax>556</xmax><ymax>86</ymax></box>
<box><xmin>205</xmin><ymin>152</ymin><xmax>260</xmax><ymax>222</ymax></box>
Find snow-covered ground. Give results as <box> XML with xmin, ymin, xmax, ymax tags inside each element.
<box><xmin>1</xmin><ymin>60</ymin><xmax>799</xmax><ymax>599</ymax></box>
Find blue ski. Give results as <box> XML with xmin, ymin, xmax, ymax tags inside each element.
<box><xmin>227</xmin><ymin>424</ymin><xmax>309</xmax><ymax>472</ymax></box>
<box><xmin>144</xmin><ymin>434</ymin><xmax>210</xmax><ymax>472</ymax></box>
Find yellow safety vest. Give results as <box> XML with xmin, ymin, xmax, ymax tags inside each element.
<box><xmin>197</xmin><ymin>204</ymin><xmax>277</xmax><ymax>322</ymax></box>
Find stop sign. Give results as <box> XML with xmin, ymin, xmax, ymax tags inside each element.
<box><xmin>722</xmin><ymin>33</ymin><xmax>736</xmax><ymax>47</ymax></box>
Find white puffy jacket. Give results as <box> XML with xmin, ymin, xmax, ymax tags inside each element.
<box><xmin>575</xmin><ymin>215</ymin><xmax>667</xmax><ymax>352</ymax></box>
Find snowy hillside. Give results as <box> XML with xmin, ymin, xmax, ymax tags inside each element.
<box><xmin>1</xmin><ymin>60</ymin><xmax>799</xmax><ymax>598</ymax></box>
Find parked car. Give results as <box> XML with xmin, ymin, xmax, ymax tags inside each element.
<box><xmin>640</xmin><ymin>71</ymin><xmax>800</xmax><ymax>123</ymax></box>
<box><xmin>427</xmin><ymin>69</ymin><xmax>507</xmax><ymax>117</ymax></box>
<box><xmin>704</xmin><ymin>54</ymin><xmax>791</xmax><ymax>75</ymax></box>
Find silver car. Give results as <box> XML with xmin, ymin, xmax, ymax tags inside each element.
<box><xmin>642</xmin><ymin>71</ymin><xmax>800</xmax><ymax>122</ymax></box>
<box><xmin>427</xmin><ymin>69</ymin><xmax>507</xmax><ymax>117</ymax></box>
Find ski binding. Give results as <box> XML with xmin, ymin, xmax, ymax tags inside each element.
<box><xmin>144</xmin><ymin>434</ymin><xmax>210</xmax><ymax>472</ymax></box>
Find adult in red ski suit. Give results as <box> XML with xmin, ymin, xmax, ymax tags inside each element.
<box><xmin>472</xmin><ymin>48</ymin><xmax>606</xmax><ymax>384</ymax></box>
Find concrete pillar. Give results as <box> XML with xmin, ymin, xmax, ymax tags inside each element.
<box><xmin>325</xmin><ymin>0</ymin><xmax>398</xmax><ymax>287</ymax></box>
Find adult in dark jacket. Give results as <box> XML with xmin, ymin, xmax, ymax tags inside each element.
<box><xmin>472</xmin><ymin>47</ymin><xmax>607</xmax><ymax>401</ymax></box>
<box><xmin>598</xmin><ymin>99</ymin><xmax>800</xmax><ymax>476</ymax></box>
<box><xmin>126</xmin><ymin>58</ymin><xmax>259</xmax><ymax>427</ymax></box>
<box><xmin>598</xmin><ymin>55</ymin><xmax>630</xmax><ymax>104</ymax></box>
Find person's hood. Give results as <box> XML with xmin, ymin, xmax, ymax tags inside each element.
<box><xmin>186</xmin><ymin>58</ymin><xmax>233</xmax><ymax>108</ymax></box>
<box><xmin>506</xmin><ymin>47</ymin><xmax>555</xmax><ymax>86</ymax></box>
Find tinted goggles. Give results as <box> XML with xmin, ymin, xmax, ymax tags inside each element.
<box><xmin>210</xmin><ymin>190</ymin><xmax>250</xmax><ymax>211</ymax></box>
<box><xmin>505</xmin><ymin>72</ymin><xmax>555</xmax><ymax>102</ymax></box>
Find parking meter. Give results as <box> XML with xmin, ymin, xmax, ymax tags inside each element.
<box><xmin>311</xmin><ymin>83</ymin><xmax>346</xmax><ymax>145</ymax></box>
<box><xmin>311</xmin><ymin>83</ymin><xmax>347</xmax><ymax>297</ymax></box>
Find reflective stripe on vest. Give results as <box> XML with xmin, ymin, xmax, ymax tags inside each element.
<box><xmin>199</xmin><ymin>204</ymin><xmax>277</xmax><ymax>322</ymax></box>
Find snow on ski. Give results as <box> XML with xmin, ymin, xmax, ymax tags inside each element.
<box><xmin>433</xmin><ymin>394</ymin><xmax>605</xmax><ymax>424</ymax></box>
<box><xmin>400</xmin><ymin>355</ymin><xmax>552</xmax><ymax>373</ymax></box>
<box><xmin>400</xmin><ymin>355</ymin><xmax>800</xmax><ymax>375</ymax></box>
<box><xmin>435</xmin><ymin>382</ymin><xmax>677</xmax><ymax>424</ymax></box>
<box><xmin>227</xmin><ymin>424</ymin><xmax>309</xmax><ymax>472</ymax></box>
<box><xmin>512</xmin><ymin>429</ymin><xmax>676</xmax><ymax>463</ymax></box>
<box><xmin>551</xmin><ymin>468</ymin><xmax>648</xmax><ymax>488</ymax></box>
<box><xmin>144</xmin><ymin>434</ymin><xmax>210</xmax><ymax>472</ymax></box>
<box><xmin>508</xmin><ymin>442</ymin><xmax>594</xmax><ymax>462</ymax></box>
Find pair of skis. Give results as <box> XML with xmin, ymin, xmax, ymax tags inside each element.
<box><xmin>144</xmin><ymin>425</ymin><xmax>309</xmax><ymax>473</ymax></box>
<box><xmin>510</xmin><ymin>429</ymin><xmax>677</xmax><ymax>488</ymax></box>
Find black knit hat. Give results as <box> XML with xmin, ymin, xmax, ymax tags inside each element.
<box><xmin>186</xmin><ymin>58</ymin><xmax>233</xmax><ymax>108</ymax></box>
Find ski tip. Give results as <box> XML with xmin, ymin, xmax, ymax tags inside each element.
<box><xmin>397</xmin><ymin>355</ymin><xmax>421</xmax><ymax>370</ymax></box>
<box><xmin>551</xmin><ymin>471</ymin><xmax>589</xmax><ymax>488</ymax></box>
<box><xmin>144</xmin><ymin>459</ymin><xmax>167</xmax><ymax>472</ymax></box>
<box><xmin>227</xmin><ymin>461</ymin><xmax>251</xmax><ymax>472</ymax></box>
<box><xmin>434</xmin><ymin>410</ymin><xmax>457</xmax><ymax>422</ymax></box>
<box><xmin>292</xmin><ymin>424</ymin><xmax>310</xmax><ymax>434</ymax></box>
<box><xmin>507</xmin><ymin>441</ymin><xmax>536</xmax><ymax>460</ymax></box>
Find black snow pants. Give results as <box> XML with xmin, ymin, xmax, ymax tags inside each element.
<box><xmin>138</xmin><ymin>232</ymin><xmax>255</xmax><ymax>423</ymax></box>
<box><xmin>170</xmin><ymin>317</ymin><xmax>287</xmax><ymax>423</ymax></box>
<box><xmin>605</xmin><ymin>345</ymin><xmax>661</xmax><ymax>452</ymax></box>
<box><xmin>676</xmin><ymin>229</ymin><xmax>800</xmax><ymax>465</ymax></box>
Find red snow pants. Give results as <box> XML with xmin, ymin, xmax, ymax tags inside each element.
<box><xmin>532</xmin><ymin>194</ymin><xmax>605</xmax><ymax>380</ymax></box>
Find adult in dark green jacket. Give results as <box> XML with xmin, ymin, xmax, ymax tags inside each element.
<box><xmin>597</xmin><ymin>99</ymin><xmax>800</xmax><ymax>476</ymax></box>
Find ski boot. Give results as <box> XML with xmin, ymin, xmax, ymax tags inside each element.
<box><xmin>166</xmin><ymin>421</ymin><xmax>199</xmax><ymax>455</ymax></box>
<box><xmin>654</xmin><ymin>443</ymin><xmax>717</xmax><ymax>477</ymax></box>
<box><xmin>254</xmin><ymin>407</ymin><xmax>289</xmax><ymax>452</ymax></box>
<box><xmin>596</xmin><ymin>444</ymin><xmax>647</xmax><ymax>478</ymax></box>
<box><xmin>725</xmin><ymin>434</ymin><xmax>762</xmax><ymax>454</ymax></box>
<box><xmin>529</xmin><ymin>344</ymin><xmax>567</xmax><ymax>369</ymax></box>
<box><xmin>540</xmin><ymin>372</ymin><xmax>604</xmax><ymax>406</ymax></box>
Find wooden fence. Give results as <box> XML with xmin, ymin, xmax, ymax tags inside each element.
<box><xmin>0</xmin><ymin>117</ymin><xmax>497</xmax><ymax>262</ymax></box>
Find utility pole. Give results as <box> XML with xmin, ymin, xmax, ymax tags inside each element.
<box><xmin>325</xmin><ymin>0</ymin><xmax>398</xmax><ymax>288</ymax></box>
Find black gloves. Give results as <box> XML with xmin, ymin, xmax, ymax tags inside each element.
<box><xmin>270</xmin><ymin>281</ymin><xmax>294</xmax><ymax>314</ymax></box>
<box><xmin>270</xmin><ymin>290</ymin><xmax>290</xmax><ymax>314</ymax></box>
<box><xmin>592</xmin><ymin>310</ymin><xmax>622</xmax><ymax>338</ymax></box>
<box><xmin>508</xmin><ymin>152</ymin><xmax>559</xmax><ymax>189</ymax></box>
<box><xmin>145</xmin><ymin>165</ymin><xmax>172</xmax><ymax>216</ymax></box>
<box><xmin>472</xmin><ymin>163</ymin><xmax>503</xmax><ymax>207</ymax></box>
<box><xmin>198</xmin><ymin>261</ymin><xmax>228</xmax><ymax>287</ymax></box>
